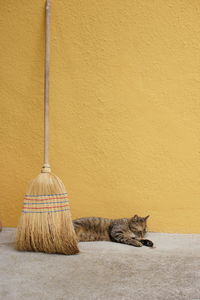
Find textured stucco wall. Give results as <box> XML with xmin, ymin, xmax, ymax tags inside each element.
<box><xmin>0</xmin><ymin>0</ymin><xmax>200</xmax><ymax>233</ymax></box>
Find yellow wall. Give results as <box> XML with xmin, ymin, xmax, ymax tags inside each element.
<box><xmin>0</xmin><ymin>0</ymin><xmax>200</xmax><ymax>233</ymax></box>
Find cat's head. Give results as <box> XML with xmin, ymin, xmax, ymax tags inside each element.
<box><xmin>129</xmin><ymin>215</ymin><xmax>149</xmax><ymax>239</ymax></box>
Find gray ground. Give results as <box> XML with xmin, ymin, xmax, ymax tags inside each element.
<box><xmin>0</xmin><ymin>228</ymin><xmax>200</xmax><ymax>300</ymax></box>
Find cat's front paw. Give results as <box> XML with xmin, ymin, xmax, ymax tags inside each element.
<box><xmin>133</xmin><ymin>240</ymin><xmax>143</xmax><ymax>247</ymax></box>
<box><xmin>140</xmin><ymin>239</ymin><xmax>154</xmax><ymax>247</ymax></box>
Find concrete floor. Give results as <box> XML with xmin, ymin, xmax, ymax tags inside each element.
<box><xmin>0</xmin><ymin>228</ymin><xmax>200</xmax><ymax>300</ymax></box>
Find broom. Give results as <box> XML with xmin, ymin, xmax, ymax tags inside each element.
<box><xmin>16</xmin><ymin>0</ymin><xmax>79</xmax><ymax>255</ymax></box>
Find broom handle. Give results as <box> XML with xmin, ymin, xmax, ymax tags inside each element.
<box><xmin>43</xmin><ymin>0</ymin><xmax>51</xmax><ymax>172</ymax></box>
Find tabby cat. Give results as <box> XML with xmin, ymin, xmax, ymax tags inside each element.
<box><xmin>73</xmin><ymin>215</ymin><xmax>153</xmax><ymax>247</ymax></box>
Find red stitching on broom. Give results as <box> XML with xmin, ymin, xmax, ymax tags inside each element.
<box><xmin>23</xmin><ymin>204</ymin><xmax>69</xmax><ymax>209</ymax></box>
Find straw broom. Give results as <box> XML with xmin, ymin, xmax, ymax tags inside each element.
<box><xmin>16</xmin><ymin>0</ymin><xmax>79</xmax><ymax>255</ymax></box>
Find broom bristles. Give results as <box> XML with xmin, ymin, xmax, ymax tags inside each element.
<box><xmin>16</xmin><ymin>172</ymin><xmax>79</xmax><ymax>255</ymax></box>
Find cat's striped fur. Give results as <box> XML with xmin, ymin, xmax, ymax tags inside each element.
<box><xmin>73</xmin><ymin>215</ymin><xmax>153</xmax><ymax>247</ymax></box>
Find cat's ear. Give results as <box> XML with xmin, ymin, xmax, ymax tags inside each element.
<box><xmin>144</xmin><ymin>215</ymin><xmax>150</xmax><ymax>221</ymax></box>
<box><xmin>133</xmin><ymin>214</ymin><xmax>138</xmax><ymax>221</ymax></box>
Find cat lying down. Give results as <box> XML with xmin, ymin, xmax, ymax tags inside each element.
<box><xmin>73</xmin><ymin>215</ymin><xmax>154</xmax><ymax>248</ymax></box>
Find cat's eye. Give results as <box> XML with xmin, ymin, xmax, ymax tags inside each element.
<box><xmin>132</xmin><ymin>228</ymin><xmax>138</xmax><ymax>232</ymax></box>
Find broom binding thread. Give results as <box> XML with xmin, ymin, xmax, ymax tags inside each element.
<box><xmin>41</xmin><ymin>164</ymin><xmax>51</xmax><ymax>173</ymax></box>
<box><xmin>22</xmin><ymin>193</ymin><xmax>69</xmax><ymax>213</ymax></box>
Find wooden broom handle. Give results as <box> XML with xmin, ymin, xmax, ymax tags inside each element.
<box><xmin>43</xmin><ymin>0</ymin><xmax>51</xmax><ymax>171</ymax></box>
